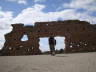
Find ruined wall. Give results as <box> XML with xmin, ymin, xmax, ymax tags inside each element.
<box><xmin>1</xmin><ymin>20</ymin><xmax>96</xmax><ymax>55</ymax></box>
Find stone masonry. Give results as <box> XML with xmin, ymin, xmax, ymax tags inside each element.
<box><xmin>0</xmin><ymin>20</ymin><xmax>96</xmax><ymax>55</ymax></box>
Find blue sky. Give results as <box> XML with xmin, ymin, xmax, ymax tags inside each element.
<box><xmin>0</xmin><ymin>0</ymin><xmax>70</xmax><ymax>17</ymax></box>
<box><xmin>0</xmin><ymin>0</ymin><xmax>96</xmax><ymax>51</ymax></box>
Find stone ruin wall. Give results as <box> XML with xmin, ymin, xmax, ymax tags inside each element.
<box><xmin>0</xmin><ymin>20</ymin><xmax>96</xmax><ymax>55</ymax></box>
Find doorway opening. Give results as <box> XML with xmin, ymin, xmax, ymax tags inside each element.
<box><xmin>39</xmin><ymin>36</ymin><xmax>65</xmax><ymax>53</ymax></box>
<box><xmin>55</xmin><ymin>36</ymin><xmax>65</xmax><ymax>53</ymax></box>
<box><xmin>39</xmin><ymin>37</ymin><xmax>50</xmax><ymax>52</ymax></box>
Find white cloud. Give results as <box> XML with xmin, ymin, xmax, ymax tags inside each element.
<box><xmin>18</xmin><ymin>0</ymin><xmax>27</xmax><ymax>4</ymax></box>
<box><xmin>33</xmin><ymin>0</ymin><xmax>47</xmax><ymax>3</ymax></box>
<box><xmin>7</xmin><ymin>0</ymin><xmax>27</xmax><ymax>4</ymax></box>
<box><xmin>0</xmin><ymin>3</ymin><xmax>96</xmax><ymax>50</ymax></box>
<box><xmin>63</xmin><ymin>0</ymin><xmax>96</xmax><ymax>11</ymax></box>
<box><xmin>0</xmin><ymin>10</ymin><xmax>13</xmax><ymax>29</ymax></box>
<box><xmin>0</xmin><ymin>8</ymin><xmax>13</xmax><ymax>49</ymax></box>
<box><xmin>12</xmin><ymin>4</ymin><xmax>96</xmax><ymax>25</ymax></box>
<box><xmin>12</xmin><ymin>4</ymin><xmax>46</xmax><ymax>25</ymax></box>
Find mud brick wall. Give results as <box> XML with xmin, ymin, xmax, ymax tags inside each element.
<box><xmin>1</xmin><ymin>20</ymin><xmax>96</xmax><ymax>55</ymax></box>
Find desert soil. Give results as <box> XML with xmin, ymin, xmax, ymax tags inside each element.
<box><xmin>0</xmin><ymin>52</ymin><xmax>96</xmax><ymax>72</ymax></box>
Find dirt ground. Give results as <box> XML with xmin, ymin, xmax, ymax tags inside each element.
<box><xmin>0</xmin><ymin>52</ymin><xmax>96</xmax><ymax>72</ymax></box>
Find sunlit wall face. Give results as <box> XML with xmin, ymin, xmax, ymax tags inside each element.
<box><xmin>39</xmin><ymin>37</ymin><xmax>65</xmax><ymax>52</ymax></box>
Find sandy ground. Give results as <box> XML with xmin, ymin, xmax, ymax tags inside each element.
<box><xmin>0</xmin><ymin>52</ymin><xmax>96</xmax><ymax>72</ymax></box>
